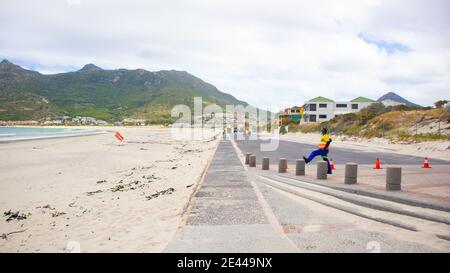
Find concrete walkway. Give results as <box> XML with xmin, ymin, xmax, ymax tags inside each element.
<box><xmin>164</xmin><ymin>140</ymin><xmax>297</xmax><ymax>252</ymax></box>
<box><xmin>165</xmin><ymin>138</ymin><xmax>445</xmax><ymax>252</ymax></box>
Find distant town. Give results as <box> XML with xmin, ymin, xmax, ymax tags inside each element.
<box><xmin>0</xmin><ymin>117</ymin><xmax>147</xmax><ymax>126</ymax></box>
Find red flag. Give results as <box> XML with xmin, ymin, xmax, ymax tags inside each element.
<box><xmin>115</xmin><ymin>131</ymin><xmax>124</xmax><ymax>141</ymax></box>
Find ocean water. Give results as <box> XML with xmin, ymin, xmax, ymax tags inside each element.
<box><xmin>0</xmin><ymin>126</ymin><xmax>102</xmax><ymax>142</ymax></box>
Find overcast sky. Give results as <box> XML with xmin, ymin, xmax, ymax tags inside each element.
<box><xmin>1</xmin><ymin>0</ymin><xmax>449</xmax><ymax>107</ymax></box>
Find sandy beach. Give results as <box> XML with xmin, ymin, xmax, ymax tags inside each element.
<box><xmin>0</xmin><ymin>127</ymin><xmax>218</xmax><ymax>252</ymax></box>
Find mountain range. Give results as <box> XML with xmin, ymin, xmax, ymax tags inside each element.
<box><xmin>0</xmin><ymin>59</ymin><xmax>423</xmax><ymax>124</ymax></box>
<box><xmin>377</xmin><ymin>92</ymin><xmax>421</xmax><ymax>108</ymax></box>
<box><xmin>0</xmin><ymin>59</ymin><xmax>247</xmax><ymax>123</ymax></box>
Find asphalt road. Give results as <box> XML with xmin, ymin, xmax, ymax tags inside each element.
<box><xmin>233</xmin><ymin>134</ymin><xmax>450</xmax><ymax>165</ymax></box>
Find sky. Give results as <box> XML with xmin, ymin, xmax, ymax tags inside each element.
<box><xmin>1</xmin><ymin>0</ymin><xmax>449</xmax><ymax>108</ymax></box>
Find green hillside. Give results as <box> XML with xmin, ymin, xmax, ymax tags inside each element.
<box><xmin>0</xmin><ymin>60</ymin><xmax>247</xmax><ymax>123</ymax></box>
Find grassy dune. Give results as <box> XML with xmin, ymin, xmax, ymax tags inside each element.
<box><xmin>295</xmin><ymin>104</ymin><xmax>450</xmax><ymax>142</ymax></box>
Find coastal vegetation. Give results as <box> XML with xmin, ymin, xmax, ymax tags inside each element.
<box><xmin>294</xmin><ymin>103</ymin><xmax>450</xmax><ymax>142</ymax></box>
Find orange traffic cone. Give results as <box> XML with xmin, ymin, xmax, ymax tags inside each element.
<box><xmin>422</xmin><ymin>157</ymin><xmax>431</xmax><ymax>169</ymax></box>
<box><xmin>330</xmin><ymin>158</ymin><xmax>336</xmax><ymax>170</ymax></box>
<box><xmin>374</xmin><ymin>158</ymin><xmax>382</xmax><ymax>169</ymax></box>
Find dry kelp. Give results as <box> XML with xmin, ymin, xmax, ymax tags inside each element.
<box><xmin>3</xmin><ymin>210</ymin><xmax>29</xmax><ymax>222</ymax></box>
<box><xmin>146</xmin><ymin>188</ymin><xmax>175</xmax><ymax>200</ymax></box>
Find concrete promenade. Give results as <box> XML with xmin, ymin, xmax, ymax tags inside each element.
<box><xmin>165</xmin><ymin>138</ymin><xmax>448</xmax><ymax>252</ymax></box>
<box><xmin>165</xmin><ymin>140</ymin><xmax>297</xmax><ymax>252</ymax></box>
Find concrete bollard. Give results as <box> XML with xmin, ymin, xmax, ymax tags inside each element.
<box><xmin>249</xmin><ymin>155</ymin><xmax>256</xmax><ymax>167</ymax></box>
<box><xmin>262</xmin><ymin>157</ymin><xmax>270</xmax><ymax>170</ymax></box>
<box><xmin>386</xmin><ymin>167</ymin><xmax>402</xmax><ymax>191</ymax></box>
<box><xmin>278</xmin><ymin>158</ymin><xmax>287</xmax><ymax>173</ymax></box>
<box><xmin>245</xmin><ymin>153</ymin><xmax>251</xmax><ymax>165</ymax></box>
<box><xmin>296</xmin><ymin>159</ymin><xmax>305</xmax><ymax>176</ymax></box>
<box><xmin>316</xmin><ymin>161</ymin><xmax>328</xmax><ymax>180</ymax></box>
<box><xmin>345</xmin><ymin>163</ymin><xmax>358</xmax><ymax>184</ymax></box>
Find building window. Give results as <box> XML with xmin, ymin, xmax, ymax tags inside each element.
<box><xmin>319</xmin><ymin>115</ymin><xmax>327</xmax><ymax>119</ymax></box>
<box><xmin>309</xmin><ymin>114</ymin><xmax>316</xmax><ymax>122</ymax></box>
<box><xmin>319</xmin><ymin>104</ymin><xmax>327</xmax><ymax>108</ymax></box>
<box><xmin>352</xmin><ymin>104</ymin><xmax>358</xmax><ymax>110</ymax></box>
<box><xmin>336</xmin><ymin>104</ymin><xmax>347</xmax><ymax>108</ymax></box>
<box><xmin>309</xmin><ymin>104</ymin><xmax>317</xmax><ymax>111</ymax></box>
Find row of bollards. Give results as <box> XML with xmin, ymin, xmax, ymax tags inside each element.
<box><xmin>295</xmin><ymin>159</ymin><xmax>305</xmax><ymax>176</ymax></box>
<box><xmin>249</xmin><ymin>155</ymin><xmax>256</xmax><ymax>167</ymax></box>
<box><xmin>245</xmin><ymin>153</ymin><xmax>402</xmax><ymax>191</ymax></box>
<box><xmin>278</xmin><ymin>158</ymin><xmax>287</xmax><ymax>173</ymax></box>
<box><xmin>386</xmin><ymin>167</ymin><xmax>402</xmax><ymax>191</ymax></box>
<box><xmin>262</xmin><ymin>157</ymin><xmax>270</xmax><ymax>170</ymax></box>
<box><xmin>345</xmin><ymin>163</ymin><xmax>358</xmax><ymax>185</ymax></box>
<box><xmin>245</xmin><ymin>153</ymin><xmax>251</xmax><ymax>165</ymax></box>
<box><xmin>316</xmin><ymin>161</ymin><xmax>328</xmax><ymax>180</ymax></box>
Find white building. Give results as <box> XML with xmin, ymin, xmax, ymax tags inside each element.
<box><xmin>122</xmin><ymin>118</ymin><xmax>146</xmax><ymax>126</ymax></box>
<box><xmin>379</xmin><ymin>99</ymin><xmax>405</xmax><ymax>107</ymax></box>
<box><xmin>304</xmin><ymin>96</ymin><xmax>376</xmax><ymax>122</ymax></box>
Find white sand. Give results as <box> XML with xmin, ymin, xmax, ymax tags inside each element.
<box><xmin>0</xmin><ymin>127</ymin><xmax>218</xmax><ymax>252</ymax></box>
<box><xmin>281</xmin><ymin>132</ymin><xmax>450</xmax><ymax>161</ymax></box>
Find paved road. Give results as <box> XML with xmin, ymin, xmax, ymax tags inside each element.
<box><xmin>234</xmin><ymin>134</ymin><xmax>450</xmax><ymax>165</ymax></box>
<box><xmin>165</xmin><ymin>139</ymin><xmax>442</xmax><ymax>252</ymax></box>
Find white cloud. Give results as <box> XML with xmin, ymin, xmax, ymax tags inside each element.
<box><xmin>0</xmin><ymin>0</ymin><xmax>449</xmax><ymax>107</ymax></box>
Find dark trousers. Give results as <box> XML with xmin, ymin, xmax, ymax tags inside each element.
<box><xmin>307</xmin><ymin>148</ymin><xmax>331</xmax><ymax>174</ymax></box>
